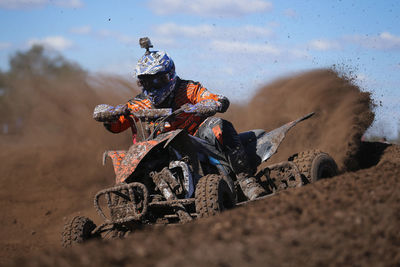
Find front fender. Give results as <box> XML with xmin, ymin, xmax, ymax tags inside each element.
<box><xmin>104</xmin><ymin>130</ymin><xmax>183</xmax><ymax>184</ymax></box>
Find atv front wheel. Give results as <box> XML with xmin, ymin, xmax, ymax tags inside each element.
<box><xmin>62</xmin><ymin>216</ymin><xmax>98</xmax><ymax>247</ymax></box>
<box><xmin>195</xmin><ymin>174</ymin><xmax>236</xmax><ymax>218</ymax></box>
<box><xmin>289</xmin><ymin>150</ymin><xmax>338</xmax><ymax>184</ymax></box>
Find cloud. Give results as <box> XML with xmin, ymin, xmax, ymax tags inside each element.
<box><xmin>308</xmin><ymin>32</ymin><xmax>400</xmax><ymax>52</ymax></box>
<box><xmin>67</xmin><ymin>26</ymin><xmax>138</xmax><ymax>46</ymax></box>
<box><xmin>151</xmin><ymin>36</ymin><xmax>176</xmax><ymax>47</ymax></box>
<box><xmin>148</xmin><ymin>0</ymin><xmax>272</xmax><ymax>17</ymax></box>
<box><xmin>208</xmin><ymin>40</ymin><xmax>309</xmax><ymax>61</ymax></box>
<box><xmin>287</xmin><ymin>48</ymin><xmax>309</xmax><ymax>59</ymax></box>
<box><xmin>154</xmin><ymin>23</ymin><xmax>274</xmax><ymax>40</ymax></box>
<box><xmin>211</xmin><ymin>40</ymin><xmax>280</xmax><ymax>55</ymax></box>
<box><xmin>0</xmin><ymin>0</ymin><xmax>83</xmax><ymax>9</ymax></box>
<box><xmin>27</xmin><ymin>36</ymin><xmax>73</xmax><ymax>51</ymax></box>
<box><xmin>70</xmin><ymin>25</ymin><xmax>92</xmax><ymax>35</ymax></box>
<box><xmin>347</xmin><ymin>32</ymin><xmax>400</xmax><ymax>50</ymax></box>
<box><xmin>0</xmin><ymin>0</ymin><xmax>47</xmax><ymax>9</ymax></box>
<box><xmin>308</xmin><ymin>39</ymin><xmax>341</xmax><ymax>51</ymax></box>
<box><xmin>151</xmin><ymin>22</ymin><xmax>313</xmax><ymax>62</ymax></box>
<box><xmin>0</xmin><ymin>42</ymin><xmax>11</xmax><ymax>50</ymax></box>
<box><xmin>155</xmin><ymin>24</ymin><xmax>214</xmax><ymax>38</ymax></box>
<box><xmin>284</xmin><ymin>8</ymin><xmax>297</xmax><ymax>18</ymax></box>
<box><xmin>67</xmin><ymin>26</ymin><xmax>136</xmax><ymax>44</ymax></box>
<box><xmin>55</xmin><ymin>0</ymin><xmax>83</xmax><ymax>8</ymax></box>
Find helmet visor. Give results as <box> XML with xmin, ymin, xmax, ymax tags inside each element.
<box><xmin>138</xmin><ymin>73</ymin><xmax>170</xmax><ymax>91</ymax></box>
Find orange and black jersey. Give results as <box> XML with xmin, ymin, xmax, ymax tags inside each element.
<box><xmin>105</xmin><ymin>78</ymin><xmax>229</xmax><ymax>136</ymax></box>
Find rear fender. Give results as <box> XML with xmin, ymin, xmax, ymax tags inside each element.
<box><xmin>240</xmin><ymin>112</ymin><xmax>314</xmax><ymax>166</ymax></box>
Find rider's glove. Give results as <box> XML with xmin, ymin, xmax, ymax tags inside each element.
<box><xmin>93</xmin><ymin>104</ymin><xmax>129</xmax><ymax>122</ymax></box>
<box><xmin>181</xmin><ymin>100</ymin><xmax>222</xmax><ymax>117</ymax></box>
<box><xmin>181</xmin><ymin>103</ymin><xmax>197</xmax><ymax>113</ymax></box>
<box><xmin>114</xmin><ymin>104</ymin><xmax>129</xmax><ymax>116</ymax></box>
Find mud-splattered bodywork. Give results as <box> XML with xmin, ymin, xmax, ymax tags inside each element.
<box><xmin>103</xmin><ymin>130</ymin><xmax>183</xmax><ymax>184</ymax></box>
<box><xmin>103</xmin><ymin>113</ymin><xmax>315</xmax><ymax>185</ymax></box>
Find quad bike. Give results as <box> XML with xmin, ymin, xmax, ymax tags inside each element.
<box><xmin>62</xmin><ymin>108</ymin><xmax>338</xmax><ymax>247</ymax></box>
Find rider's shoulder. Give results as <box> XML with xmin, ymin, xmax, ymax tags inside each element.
<box><xmin>127</xmin><ymin>93</ymin><xmax>148</xmax><ymax>106</ymax></box>
<box><xmin>178</xmin><ymin>79</ymin><xmax>202</xmax><ymax>89</ymax></box>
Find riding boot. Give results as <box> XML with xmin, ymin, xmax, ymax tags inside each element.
<box><xmin>237</xmin><ymin>173</ymin><xmax>266</xmax><ymax>201</ymax></box>
<box><xmin>196</xmin><ymin>117</ymin><xmax>266</xmax><ymax>200</ymax></box>
<box><xmin>227</xmin><ymin>146</ymin><xmax>266</xmax><ymax>200</ymax></box>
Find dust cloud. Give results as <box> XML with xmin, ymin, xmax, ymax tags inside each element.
<box><xmin>224</xmin><ymin>69</ymin><xmax>374</xmax><ymax>171</ymax></box>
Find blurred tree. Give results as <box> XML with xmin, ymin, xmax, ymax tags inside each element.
<box><xmin>0</xmin><ymin>45</ymin><xmax>87</xmax><ymax>135</ymax></box>
<box><xmin>0</xmin><ymin>68</ymin><xmax>8</xmax><ymax>105</ymax></box>
<box><xmin>0</xmin><ymin>68</ymin><xmax>11</xmax><ymax>131</ymax></box>
<box><xmin>9</xmin><ymin>45</ymin><xmax>85</xmax><ymax>78</ymax></box>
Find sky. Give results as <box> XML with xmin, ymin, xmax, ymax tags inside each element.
<box><xmin>0</xmin><ymin>0</ymin><xmax>399</xmax><ymax>137</ymax></box>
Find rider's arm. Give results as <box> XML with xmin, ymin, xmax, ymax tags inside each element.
<box><xmin>92</xmin><ymin>104</ymin><xmax>130</xmax><ymax>133</ymax></box>
<box><xmin>187</xmin><ymin>82</ymin><xmax>230</xmax><ymax>113</ymax></box>
<box><xmin>100</xmin><ymin>97</ymin><xmax>152</xmax><ymax>133</ymax></box>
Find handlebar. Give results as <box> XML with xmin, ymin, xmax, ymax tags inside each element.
<box><xmin>131</xmin><ymin>108</ymin><xmax>173</xmax><ymax>120</ymax></box>
<box><xmin>129</xmin><ymin>106</ymin><xmax>194</xmax><ymax>121</ymax></box>
<box><xmin>128</xmin><ymin>107</ymin><xmax>188</xmax><ymax>141</ymax></box>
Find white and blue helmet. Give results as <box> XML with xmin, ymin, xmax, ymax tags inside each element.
<box><xmin>135</xmin><ymin>50</ymin><xmax>177</xmax><ymax>106</ymax></box>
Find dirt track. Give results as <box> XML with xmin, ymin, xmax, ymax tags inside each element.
<box><xmin>13</xmin><ymin>143</ymin><xmax>400</xmax><ymax>267</ymax></box>
<box><xmin>1</xmin><ymin>69</ymin><xmax>399</xmax><ymax>266</ymax></box>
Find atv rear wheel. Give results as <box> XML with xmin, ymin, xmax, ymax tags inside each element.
<box><xmin>195</xmin><ymin>174</ymin><xmax>236</xmax><ymax>218</ymax></box>
<box><xmin>289</xmin><ymin>150</ymin><xmax>338</xmax><ymax>184</ymax></box>
<box><xmin>62</xmin><ymin>216</ymin><xmax>98</xmax><ymax>247</ymax></box>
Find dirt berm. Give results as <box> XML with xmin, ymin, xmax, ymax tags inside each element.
<box><xmin>2</xmin><ymin>69</ymin><xmax>399</xmax><ymax>266</ymax></box>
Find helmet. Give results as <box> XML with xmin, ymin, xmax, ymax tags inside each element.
<box><xmin>135</xmin><ymin>50</ymin><xmax>177</xmax><ymax>105</ymax></box>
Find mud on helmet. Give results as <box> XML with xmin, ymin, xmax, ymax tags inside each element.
<box><xmin>135</xmin><ymin>37</ymin><xmax>177</xmax><ymax>105</ymax></box>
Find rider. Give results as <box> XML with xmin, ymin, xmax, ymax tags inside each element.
<box><xmin>93</xmin><ymin>38</ymin><xmax>266</xmax><ymax>200</ymax></box>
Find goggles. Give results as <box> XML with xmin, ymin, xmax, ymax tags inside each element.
<box><xmin>138</xmin><ymin>73</ymin><xmax>170</xmax><ymax>91</ymax></box>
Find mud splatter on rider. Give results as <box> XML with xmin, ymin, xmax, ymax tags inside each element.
<box><xmin>93</xmin><ymin>38</ymin><xmax>265</xmax><ymax>200</ymax></box>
